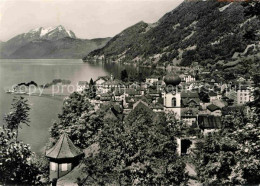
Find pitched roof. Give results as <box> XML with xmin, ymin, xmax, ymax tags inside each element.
<box><xmin>198</xmin><ymin>115</ymin><xmax>222</xmax><ymax>129</ymax></box>
<box><xmin>208</xmin><ymin>91</ymin><xmax>217</xmax><ymax>97</ymax></box>
<box><xmin>104</xmin><ymin>107</ymin><xmax>123</xmax><ymax>121</ymax></box>
<box><xmin>207</xmin><ymin>104</ymin><xmax>221</xmax><ymax>112</ymax></box>
<box><xmin>102</xmin><ymin>79</ymin><xmax>124</xmax><ymax>86</ymax></box>
<box><xmin>126</xmin><ymin>100</ymin><xmax>156</xmax><ymax>120</ymax></box>
<box><xmin>181</xmin><ymin>91</ymin><xmax>199</xmax><ymax>98</ymax></box>
<box><xmin>46</xmin><ymin>133</ymin><xmax>83</xmax><ymax>159</ymax></box>
<box><xmin>182</xmin><ymin>98</ymin><xmax>200</xmax><ymax>107</ymax></box>
<box><xmin>94</xmin><ymin>76</ymin><xmax>109</xmax><ymax>83</ymax></box>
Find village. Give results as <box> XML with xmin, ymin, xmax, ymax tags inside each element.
<box><xmin>74</xmin><ymin>67</ymin><xmax>255</xmax><ymax>153</ymax></box>
<box><xmin>42</xmin><ymin>65</ymin><xmax>257</xmax><ymax>185</ymax></box>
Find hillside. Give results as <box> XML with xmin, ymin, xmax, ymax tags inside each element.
<box><xmin>84</xmin><ymin>1</ymin><xmax>260</xmax><ymax>73</ymax></box>
<box><xmin>8</xmin><ymin>37</ymin><xmax>110</xmax><ymax>59</ymax></box>
<box><xmin>0</xmin><ymin>25</ymin><xmax>110</xmax><ymax>59</ymax></box>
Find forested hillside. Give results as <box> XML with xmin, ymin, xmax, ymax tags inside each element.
<box><xmin>84</xmin><ymin>0</ymin><xmax>260</xmax><ymax>73</ymax></box>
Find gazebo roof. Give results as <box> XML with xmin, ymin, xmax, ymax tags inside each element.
<box><xmin>46</xmin><ymin>133</ymin><xmax>83</xmax><ymax>159</ymax></box>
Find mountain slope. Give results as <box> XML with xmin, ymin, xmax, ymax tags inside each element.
<box><xmin>85</xmin><ymin>1</ymin><xmax>260</xmax><ymax>69</ymax></box>
<box><xmin>0</xmin><ymin>25</ymin><xmax>110</xmax><ymax>59</ymax></box>
<box><xmin>9</xmin><ymin>37</ymin><xmax>110</xmax><ymax>59</ymax></box>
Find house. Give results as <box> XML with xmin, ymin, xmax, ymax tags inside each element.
<box><xmin>181</xmin><ymin>108</ymin><xmax>198</xmax><ymax>127</ymax></box>
<box><xmin>208</xmin><ymin>91</ymin><xmax>218</xmax><ymax>102</ymax></box>
<box><xmin>183</xmin><ymin>74</ymin><xmax>196</xmax><ymax>83</ymax></box>
<box><xmin>198</xmin><ymin>115</ymin><xmax>222</xmax><ymax>135</ymax></box>
<box><xmin>101</xmin><ymin>75</ymin><xmax>125</xmax><ymax>94</ymax></box>
<box><xmin>94</xmin><ymin>76</ymin><xmax>109</xmax><ymax>86</ymax></box>
<box><xmin>45</xmin><ymin>133</ymin><xmax>84</xmax><ymax>183</ymax></box>
<box><xmin>100</xmin><ymin>93</ymin><xmax>112</xmax><ymax>102</ymax></box>
<box><xmin>237</xmin><ymin>77</ymin><xmax>246</xmax><ymax>83</ymax></box>
<box><xmin>181</xmin><ymin>91</ymin><xmax>200</xmax><ymax>109</ymax></box>
<box><xmin>113</xmin><ymin>89</ymin><xmax>125</xmax><ymax>102</ymax></box>
<box><xmin>217</xmin><ymin>93</ymin><xmax>222</xmax><ymax>100</ymax></box>
<box><xmin>124</xmin><ymin>88</ymin><xmax>142</xmax><ymax>97</ymax></box>
<box><xmin>104</xmin><ymin>106</ymin><xmax>123</xmax><ymax>121</ymax></box>
<box><xmin>126</xmin><ymin>99</ymin><xmax>156</xmax><ymax>120</ymax></box>
<box><xmin>206</xmin><ymin>104</ymin><xmax>221</xmax><ymax>116</ymax></box>
<box><xmin>145</xmin><ymin>76</ymin><xmax>159</xmax><ymax>85</ymax></box>
<box><xmin>151</xmin><ymin>103</ymin><xmax>164</xmax><ymax>112</ymax></box>
<box><xmin>148</xmin><ymin>88</ymin><xmax>161</xmax><ymax>102</ymax></box>
<box><xmin>237</xmin><ymin>85</ymin><xmax>251</xmax><ymax>105</ymax></box>
<box><xmin>77</xmin><ymin>81</ymin><xmax>89</xmax><ymax>92</ymax></box>
<box><xmin>94</xmin><ymin>76</ymin><xmax>109</xmax><ymax>94</ymax></box>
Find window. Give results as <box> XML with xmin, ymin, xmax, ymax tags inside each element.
<box><xmin>50</xmin><ymin>162</ymin><xmax>57</xmax><ymax>171</ymax></box>
<box><xmin>172</xmin><ymin>98</ymin><xmax>176</xmax><ymax>107</ymax></box>
<box><xmin>61</xmin><ymin>163</ymin><xmax>68</xmax><ymax>171</ymax></box>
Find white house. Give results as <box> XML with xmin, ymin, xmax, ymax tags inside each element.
<box><xmin>145</xmin><ymin>76</ymin><xmax>159</xmax><ymax>85</ymax></box>
<box><xmin>183</xmin><ymin>75</ymin><xmax>196</xmax><ymax>83</ymax></box>
<box><xmin>237</xmin><ymin>86</ymin><xmax>252</xmax><ymax>105</ymax></box>
<box><xmin>77</xmin><ymin>81</ymin><xmax>89</xmax><ymax>92</ymax></box>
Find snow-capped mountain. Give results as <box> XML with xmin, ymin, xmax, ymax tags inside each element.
<box><xmin>0</xmin><ymin>25</ymin><xmax>110</xmax><ymax>59</ymax></box>
<box><xmin>27</xmin><ymin>25</ymin><xmax>77</xmax><ymax>40</ymax></box>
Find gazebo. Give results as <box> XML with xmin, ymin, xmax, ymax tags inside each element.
<box><xmin>45</xmin><ymin>133</ymin><xmax>84</xmax><ymax>182</ymax></box>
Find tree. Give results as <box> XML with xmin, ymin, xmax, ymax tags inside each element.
<box><xmin>88</xmin><ymin>78</ymin><xmax>96</xmax><ymax>99</ymax></box>
<box><xmin>50</xmin><ymin>92</ymin><xmax>104</xmax><ymax>148</ymax></box>
<box><xmin>4</xmin><ymin>97</ymin><xmax>30</xmax><ymax>141</ymax></box>
<box><xmin>89</xmin><ymin>78</ymin><xmax>94</xmax><ymax>86</ymax></box>
<box><xmin>84</xmin><ymin>106</ymin><xmax>188</xmax><ymax>185</ymax></box>
<box><xmin>193</xmin><ymin>104</ymin><xmax>260</xmax><ymax>184</ymax></box>
<box><xmin>0</xmin><ymin>127</ymin><xmax>42</xmax><ymax>185</ymax></box>
<box><xmin>120</xmin><ymin>69</ymin><xmax>128</xmax><ymax>82</ymax></box>
<box><xmin>198</xmin><ymin>91</ymin><xmax>210</xmax><ymax>103</ymax></box>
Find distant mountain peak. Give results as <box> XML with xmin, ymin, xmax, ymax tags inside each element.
<box><xmin>26</xmin><ymin>25</ymin><xmax>76</xmax><ymax>40</ymax></box>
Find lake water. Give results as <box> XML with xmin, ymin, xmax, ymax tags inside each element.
<box><xmin>0</xmin><ymin>59</ymin><xmax>111</xmax><ymax>153</ymax></box>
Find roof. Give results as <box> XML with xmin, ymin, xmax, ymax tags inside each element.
<box><xmin>182</xmin><ymin>98</ymin><xmax>200</xmax><ymax>107</ymax></box>
<box><xmin>146</xmin><ymin>75</ymin><xmax>159</xmax><ymax>79</ymax></box>
<box><xmin>208</xmin><ymin>91</ymin><xmax>217</xmax><ymax>97</ymax></box>
<box><xmin>198</xmin><ymin>115</ymin><xmax>222</xmax><ymax>130</ymax></box>
<box><xmin>78</xmin><ymin>81</ymin><xmax>89</xmax><ymax>86</ymax></box>
<box><xmin>148</xmin><ymin>88</ymin><xmax>160</xmax><ymax>95</ymax></box>
<box><xmin>104</xmin><ymin>107</ymin><xmax>123</xmax><ymax>121</ymax></box>
<box><xmin>125</xmin><ymin>88</ymin><xmax>141</xmax><ymax>96</ymax></box>
<box><xmin>207</xmin><ymin>104</ymin><xmax>221</xmax><ymax>112</ymax></box>
<box><xmin>126</xmin><ymin>100</ymin><xmax>156</xmax><ymax>120</ymax></box>
<box><xmin>237</xmin><ymin>85</ymin><xmax>250</xmax><ymax>91</ymax></box>
<box><xmin>181</xmin><ymin>91</ymin><xmax>199</xmax><ymax>98</ymax></box>
<box><xmin>102</xmin><ymin>79</ymin><xmax>123</xmax><ymax>86</ymax></box>
<box><xmin>46</xmin><ymin>133</ymin><xmax>83</xmax><ymax>159</ymax></box>
<box><xmin>100</xmin><ymin>93</ymin><xmax>112</xmax><ymax>101</ymax></box>
<box><xmin>94</xmin><ymin>76</ymin><xmax>109</xmax><ymax>83</ymax></box>
<box><xmin>181</xmin><ymin>108</ymin><xmax>199</xmax><ymax>117</ymax></box>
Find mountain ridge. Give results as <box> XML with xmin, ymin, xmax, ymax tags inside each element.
<box><xmin>0</xmin><ymin>25</ymin><xmax>110</xmax><ymax>59</ymax></box>
<box><xmin>84</xmin><ymin>1</ymin><xmax>260</xmax><ymax>76</ymax></box>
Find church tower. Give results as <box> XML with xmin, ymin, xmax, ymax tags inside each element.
<box><xmin>162</xmin><ymin>73</ymin><xmax>182</xmax><ymax>119</ymax></box>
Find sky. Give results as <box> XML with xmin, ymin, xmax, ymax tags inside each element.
<box><xmin>0</xmin><ymin>0</ymin><xmax>183</xmax><ymax>41</ymax></box>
